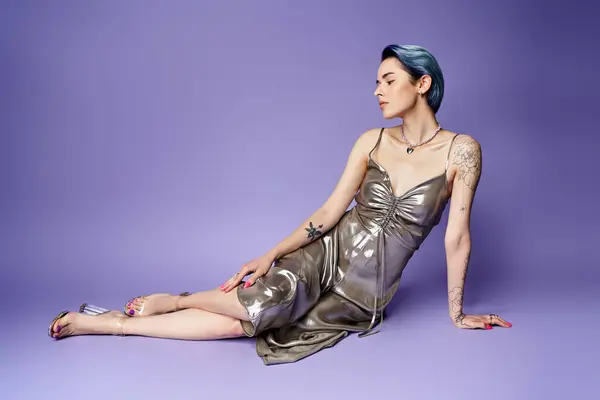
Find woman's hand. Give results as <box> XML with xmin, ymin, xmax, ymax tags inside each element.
<box><xmin>452</xmin><ymin>313</ymin><xmax>512</xmax><ymax>330</ymax></box>
<box><xmin>220</xmin><ymin>253</ymin><xmax>276</xmax><ymax>293</ymax></box>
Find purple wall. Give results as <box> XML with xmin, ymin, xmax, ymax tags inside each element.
<box><xmin>2</xmin><ymin>1</ymin><xmax>598</xmax><ymax>398</ymax></box>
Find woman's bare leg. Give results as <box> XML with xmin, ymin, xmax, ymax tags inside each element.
<box><xmin>178</xmin><ymin>287</ymin><xmax>248</xmax><ymax>319</ymax></box>
<box><xmin>50</xmin><ymin>308</ymin><xmax>247</xmax><ymax>340</ymax></box>
<box><xmin>125</xmin><ymin>286</ymin><xmax>249</xmax><ymax>320</ymax></box>
<box><xmin>122</xmin><ymin>308</ymin><xmax>246</xmax><ymax>339</ymax></box>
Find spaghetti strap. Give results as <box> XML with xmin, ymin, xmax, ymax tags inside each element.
<box><xmin>445</xmin><ymin>134</ymin><xmax>460</xmax><ymax>172</ymax></box>
<box><xmin>368</xmin><ymin>127</ymin><xmax>385</xmax><ymax>159</ymax></box>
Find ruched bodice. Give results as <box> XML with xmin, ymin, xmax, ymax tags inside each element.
<box><xmin>356</xmin><ymin>157</ymin><xmax>450</xmax><ymax>250</ymax></box>
<box><xmin>237</xmin><ymin>128</ymin><xmax>459</xmax><ymax>365</ymax></box>
<box><xmin>330</xmin><ymin>131</ymin><xmax>458</xmax><ymax>337</ymax></box>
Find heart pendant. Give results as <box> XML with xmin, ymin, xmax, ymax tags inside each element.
<box><xmin>406</xmin><ymin>147</ymin><xmax>414</xmax><ymax>154</ymax></box>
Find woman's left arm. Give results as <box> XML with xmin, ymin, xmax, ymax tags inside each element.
<box><xmin>444</xmin><ymin>135</ymin><xmax>512</xmax><ymax>330</ymax></box>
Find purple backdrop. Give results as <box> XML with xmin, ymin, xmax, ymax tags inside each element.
<box><xmin>2</xmin><ymin>0</ymin><xmax>598</xmax><ymax>399</ymax></box>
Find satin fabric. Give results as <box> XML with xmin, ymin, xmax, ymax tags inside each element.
<box><xmin>237</xmin><ymin>129</ymin><xmax>459</xmax><ymax>365</ymax></box>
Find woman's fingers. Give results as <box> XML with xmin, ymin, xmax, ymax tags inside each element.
<box><xmin>477</xmin><ymin>318</ymin><xmax>492</xmax><ymax>330</ymax></box>
<box><xmin>491</xmin><ymin>314</ymin><xmax>512</xmax><ymax>328</ymax></box>
<box><xmin>221</xmin><ymin>266</ymin><xmax>249</xmax><ymax>293</ymax></box>
<box><xmin>222</xmin><ymin>275</ymin><xmax>242</xmax><ymax>292</ymax></box>
<box><xmin>455</xmin><ymin>314</ymin><xmax>511</xmax><ymax>330</ymax></box>
<box><xmin>456</xmin><ymin>315</ymin><xmax>490</xmax><ymax>330</ymax></box>
<box><xmin>243</xmin><ymin>270</ymin><xmax>264</xmax><ymax>288</ymax></box>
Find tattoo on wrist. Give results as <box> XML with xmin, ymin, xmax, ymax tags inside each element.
<box><xmin>449</xmin><ymin>286</ymin><xmax>464</xmax><ymax>317</ymax></box>
<box><xmin>454</xmin><ymin>312</ymin><xmax>467</xmax><ymax>326</ymax></box>
<box><xmin>305</xmin><ymin>221</ymin><xmax>324</xmax><ymax>240</ymax></box>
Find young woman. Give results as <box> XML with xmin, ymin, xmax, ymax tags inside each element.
<box><xmin>48</xmin><ymin>44</ymin><xmax>512</xmax><ymax>365</ymax></box>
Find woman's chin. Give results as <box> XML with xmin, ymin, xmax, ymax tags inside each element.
<box><xmin>381</xmin><ymin>110</ymin><xmax>396</xmax><ymax>120</ymax></box>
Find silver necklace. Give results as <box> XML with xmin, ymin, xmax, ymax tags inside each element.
<box><xmin>400</xmin><ymin>125</ymin><xmax>442</xmax><ymax>154</ymax></box>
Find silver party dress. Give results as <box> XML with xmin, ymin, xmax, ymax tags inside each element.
<box><xmin>237</xmin><ymin>128</ymin><xmax>459</xmax><ymax>365</ymax></box>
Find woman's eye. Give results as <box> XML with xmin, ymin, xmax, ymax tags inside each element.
<box><xmin>386</xmin><ymin>80</ymin><xmax>394</xmax><ymax>85</ymax></box>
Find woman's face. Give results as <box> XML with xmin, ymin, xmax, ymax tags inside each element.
<box><xmin>374</xmin><ymin>58</ymin><xmax>422</xmax><ymax>119</ymax></box>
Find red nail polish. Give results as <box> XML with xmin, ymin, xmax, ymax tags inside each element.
<box><xmin>507</xmin><ymin>322</ymin><xmax>512</xmax><ymax>327</ymax></box>
<box><xmin>244</xmin><ymin>282</ymin><xmax>250</xmax><ymax>288</ymax></box>
<box><xmin>486</xmin><ymin>325</ymin><xmax>492</xmax><ymax>330</ymax></box>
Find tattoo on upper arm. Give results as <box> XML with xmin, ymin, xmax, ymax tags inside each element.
<box><xmin>451</xmin><ymin>136</ymin><xmax>482</xmax><ymax>213</ymax></box>
<box><xmin>305</xmin><ymin>222</ymin><xmax>324</xmax><ymax>239</ymax></box>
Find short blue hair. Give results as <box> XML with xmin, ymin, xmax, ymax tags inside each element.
<box><xmin>381</xmin><ymin>44</ymin><xmax>445</xmax><ymax>114</ymax></box>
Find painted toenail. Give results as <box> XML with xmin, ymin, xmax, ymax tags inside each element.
<box><xmin>128</xmin><ymin>310</ymin><xmax>134</xmax><ymax>315</ymax></box>
<box><xmin>57</xmin><ymin>325</ymin><xmax>61</xmax><ymax>331</ymax></box>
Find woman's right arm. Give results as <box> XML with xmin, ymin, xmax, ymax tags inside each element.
<box><xmin>221</xmin><ymin>128</ymin><xmax>380</xmax><ymax>292</ymax></box>
<box><xmin>265</xmin><ymin>128</ymin><xmax>380</xmax><ymax>261</ymax></box>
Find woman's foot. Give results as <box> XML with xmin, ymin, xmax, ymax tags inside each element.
<box><xmin>124</xmin><ymin>292</ymin><xmax>190</xmax><ymax>317</ymax></box>
<box><xmin>49</xmin><ymin>311</ymin><xmax>127</xmax><ymax>340</ymax></box>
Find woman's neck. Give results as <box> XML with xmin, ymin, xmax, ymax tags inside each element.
<box><xmin>399</xmin><ymin>108</ymin><xmax>440</xmax><ymax>144</ymax></box>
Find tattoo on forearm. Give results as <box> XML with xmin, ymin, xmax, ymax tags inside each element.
<box><xmin>462</xmin><ymin>251</ymin><xmax>470</xmax><ymax>283</ymax></box>
<box><xmin>449</xmin><ymin>287</ymin><xmax>466</xmax><ymax>326</ymax></box>
<box><xmin>305</xmin><ymin>221</ymin><xmax>323</xmax><ymax>240</ymax></box>
<box><xmin>450</xmin><ymin>251</ymin><xmax>470</xmax><ymax>326</ymax></box>
<box><xmin>451</xmin><ymin>136</ymin><xmax>481</xmax><ymax>213</ymax></box>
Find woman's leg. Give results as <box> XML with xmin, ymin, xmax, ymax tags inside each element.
<box><xmin>125</xmin><ymin>286</ymin><xmax>249</xmax><ymax>320</ymax></box>
<box><xmin>49</xmin><ymin>308</ymin><xmax>247</xmax><ymax>341</ymax></box>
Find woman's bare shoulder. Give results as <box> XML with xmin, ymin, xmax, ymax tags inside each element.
<box><xmin>445</xmin><ymin>131</ymin><xmax>482</xmax><ymax>185</ymax></box>
<box><xmin>446</xmin><ymin>130</ymin><xmax>480</xmax><ymax>147</ymax></box>
<box><xmin>353</xmin><ymin>127</ymin><xmax>385</xmax><ymax>154</ymax></box>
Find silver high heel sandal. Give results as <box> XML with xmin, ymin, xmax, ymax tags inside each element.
<box><xmin>48</xmin><ymin>311</ymin><xmax>69</xmax><ymax>338</ymax></box>
<box><xmin>48</xmin><ymin>306</ymin><xmax>127</xmax><ymax>339</ymax></box>
<box><xmin>79</xmin><ymin>303</ymin><xmax>112</xmax><ymax>316</ymax></box>
<box><xmin>77</xmin><ymin>304</ymin><xmax>126</xmax><ymax>336</ymax></box>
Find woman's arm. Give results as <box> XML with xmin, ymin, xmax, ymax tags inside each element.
<box><xmin>266</xmin><ymin>128</ymin><xmax>380</xmax><ymax>261</ymax></box>
<box><xmin>221</xmin><ymin>128</ymin><xmax>381</xmax><ymax>292</ymax></box>
<box><xmin>443</xmin><ymin>135</ymin><xmax>511</xmax><ymax>329</ymax></box>
<box><xmin>444</xmin><ymin>135</ymin><xmax>483</xmax><ymax>326</ymax></box>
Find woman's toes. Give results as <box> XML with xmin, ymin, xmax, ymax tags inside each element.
<box><xmin>126</xmin><ymin>303</ymin><xmax>139</xmax><ymax>316</ymax></box>
<box><xmin>51</xmin><ymin>313</ymin><xmax>73</xmax><ymax>339</ymax></box>
<box><xmin>124</xmin><ymin>298</ymin><xmax>143</xmax><ymax>316</ymax></box>
<box><xmin>125</xmin><ymin>293</ymin><xmax>173</xmax><ymax>317</ymax></box>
